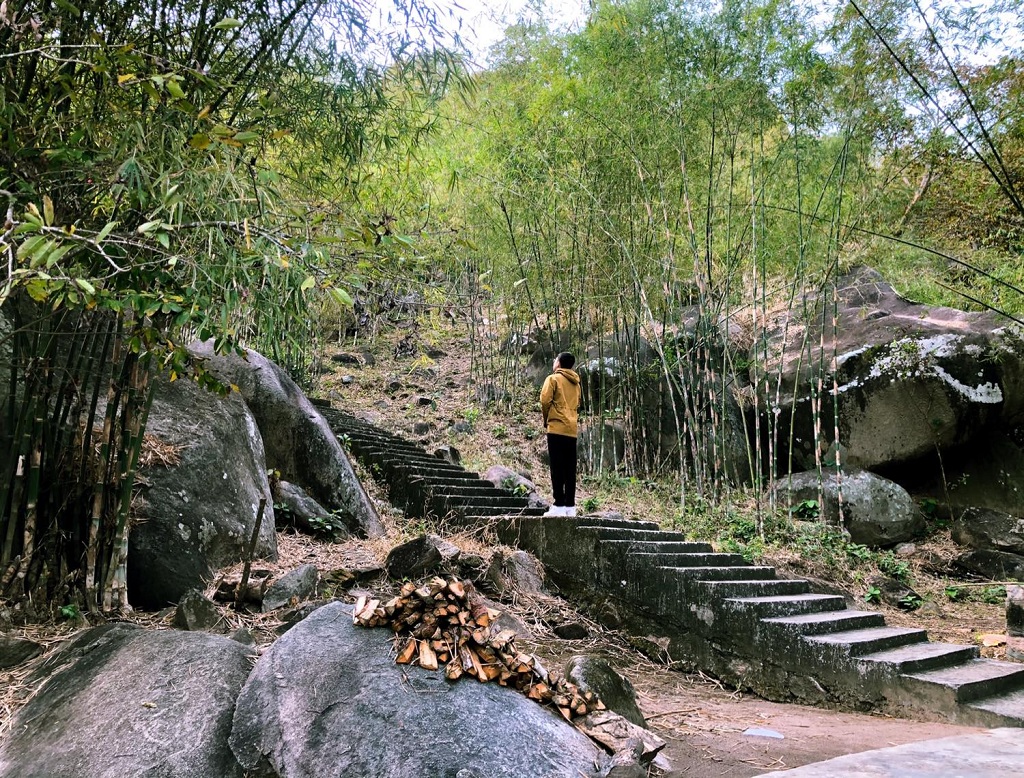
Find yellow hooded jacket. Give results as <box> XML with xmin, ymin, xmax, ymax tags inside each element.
<box><xmin>540</xmin><ymin>368</ymin><xmax>581</xmax><ymax>438</ymax></box>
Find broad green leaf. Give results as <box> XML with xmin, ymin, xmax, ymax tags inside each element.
<box><xmin>300</xmin><ymin>276</ymin><xmax>316</xmax><ymax>292</ymax></box>
<box><xmin>43</xmin><ymin>196</ymin><xmax>55</xmax><ymax>226</ymax></box>
<box><xmin>156</xmin><ymin>232</ymin><xmax>170</xmax><ymax>249</ymax></box>
<box><xmin>45</xmin><ymin>244</ymin><xmax>75</xmax><ymax>268</ymax></box>
<box><xmin>233</xmin><ymin>131</ymin><xmax>261</xmax><ymax>143</ymax></box>
<box><xmin>96</xmin><ymin>221</ymin><xmax>118</xmax><ymax>242</ymax></box>
<box><xmin>117</xmin><ymin>74</ymin><xmax>136</xmax><ymax>85</ymax></box>
<box><xmin>189</xmin><ymin>133</ymin><xmax>211</xmax><ymax>149</ymax></box>
<box><xmin>75</xmin><ymin>278</ymin><xmax>96</xmax><ymax>295</ymax></box>
<box><xmin>16</xmin><ymin>235</ymin><xmax>47</xmax><ymax>260</ymax></box>
<box><xmin>137</xmin><ymin>220</ymin><xmax>161</xmax><ymax>234</ymax></box>
<box><xmin>166</xmin><ymin>80</ymin><xmax>186</xmax><ymax>99</ymax></box>
<box><xmin>329</xmin><ymin>287</ymin><xmax>354</xmax><ymax>307</ymax></box>
<box><xmin>214</xmin><ymin>18</ymin><xmax>242</xmax><ymax>30</ymax></box>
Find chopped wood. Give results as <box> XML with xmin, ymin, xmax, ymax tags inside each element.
<box><xmin>418</xmin><ymin>641</ymin><xmax>438</xmax><ymax>671</ymax></box>
<box><xmin>396</xmin><ymin>639</ymin><xmax>417</xmax><ymax>665</ymax></box>
<box><xmin>352</xmin><ymin>576</ymin><xmax>607</xmax><ymax>724</ymax></box>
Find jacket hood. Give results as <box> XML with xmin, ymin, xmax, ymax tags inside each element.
<box><xmin>555</xmin><ymin>368</ymin><xmax>581</xmax><ymax>385</ymax></box>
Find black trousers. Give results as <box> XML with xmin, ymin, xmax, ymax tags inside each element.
<box><xmin>547</xmin><ymin>433</ymin><xmax>577</xmax><ymax>507</ymax></box>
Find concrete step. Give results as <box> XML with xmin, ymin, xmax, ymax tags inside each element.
<box><xmin>762</xmin><ymin>609</ymin><xmax>887</xmax><ymax>637</ymax></box>
<box><xmin>858</xmin><ymin>642</ymin><xmax>978</xmax><ymax>674</ymax></box>
<box><xmin>427</xmin><ymin>485</ymin><xmax>518</xmax><ymax>500</ymax></box>
<box><xmin>722</xmin><ymin>593</ymin><xmax>848</xmax><ymax>619</ymax></box>
<box><xmin>696</xmin><ymin>579</ymin><xmax>810</xmax><ymax>598</ymax></box>
<box><xmin>577</xmin><ymin>527</ymin><xmax>688</xmax><ymax>542</ymax></box>
<box><xmin>446</xmin><ymin>504</ymin><xmax>545</xmax><ymax>517</ymax></box>
<box><xmin>571</xmin><ymin>516</ymin><xmax>661</xmax><ymax>531</ymax></box>
<box><xmin>393</xmin><ymin>464</ymin><xmax>480</xmax><ymax>480</ymax></box>
<box><xmin>463</xmin><ymin>507</ymin><xmax>549</xmax><ymax>519</ymax></box>
<box><xmin>628</xmin><ymin>551</ymin><xmax>750</xmax><ymax>567</ymax></box>
<box><xmin>968</xmin><ymin>688</ymin><xmax>1024</xmax><ymax>725</ymax></box>
<box><xmin>661</xmin><ymin>565</ymin><xmax>777</xmax><ymax>582</ymax></box>
<box><xmin>600</xmin><ymin>540</ymin><xmax>714</xmax><ymax>554</ymax></box>
<box><xmin>903</xmin><ymin>659</ymin><xmax>1024</xmax><ymax>704</ymax></box>
<box><xmin>805</xmin><ymin>626</ymin><xmax>928</xmax><ymax>659</ymax></box>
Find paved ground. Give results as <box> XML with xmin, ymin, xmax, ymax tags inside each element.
<box><xmin>761</xmin><ymin>727</ymin><xmax>1024</xmax><ymax>776</ymax></box>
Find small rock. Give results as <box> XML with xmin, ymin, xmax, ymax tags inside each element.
<box><xmin>386</xmin><ymin>380</ymin><xmax>403</xmax><ymax>393</ymax></box>
<box><xmin>434</xmin><ymin>445</ymin><xmax>461</xmax><ymax>465</ymax></box>
<box><xmin>504</xmin><ymin>551</ymin><xmax>546</xmax><ymax>593</ymax></box>
<box><xmin>895</xmin><ymin>542</ymin><xmax>917</xmax><ymax>557</ymax></box>
<box><xmin>554</xmin><ymin>622</ymin><xmax>589</xmax><ymax>640</ymax></box>
<box><xmin>230</xmin><ymin>627</ymin><xmax>256</xmax><ymax>646</ymax></box>
<box><xmin>360</xmin><ymin>351</ymin><xmax>376</xmax><ymax>367</ymax></box>
<box><xmin>566</xmin><ymin>656</ymin><xmax>646</xmax><ymax>727</ymax></box>
<box><xmin>452</xmin><ymin>421</ymin><xmax>473</xmax><ymax>434</ymax></box>
<box><xmin>173</xmin><ymin>589</ymin><xmax>226</xmax><ymax>633</ymax></box>
<box><xmin>331</xmin><ymin>353</ymin><xmax>361</xmax><ymax>365</ymax></box>
<box><xmin>1006</xmin><ymin>636</ymin><xmax>1024</xmax><ymax>663</ymax></box>
<box><xmin>384</xmin><ymin>534</ymin><xmax>460</xmax><ymax>579</ymax></box>
<box><xmin>415</xmin><ymin>395</ymin><xmax>434</xmax><ymax>407</ymax></box>
<box><xmin>426</xmin><ymin>348</ymin><xmax>446</xmax><ymax>359</ymax></box>
<box><xmin>413</xmin><ymin>421</ymin><xmax>432</xmax><ymax>436</ymax></box>
<box><xmin>917</xmin><ymin>600</ymin><xmax>945</xmax><ymax>618</ymax></box>
<box><xmin>0</xmin><ymin>634</ymin><xmax>43</xmax><ymax>669</ymax></box>
<box><xmin>276</xmin><ymin>602</ymin><xmax>326</xmax><ymax>635</ymax></box>
<box><xmin>743</xmin><ymin>727</ymin><xmax>784</xmax><ymax>739</ymax></box>
<box><xmin>341</xmin><ymin>375</ymin><xmax>354</xmax><ymax>385</ymax></box>
<box><xmin>867</xmin><ymin>575</ymin><xmax>922</xmax><ymax>610</ymax></box>
<box><xmin>1009</xmin><ymin>585</ymin><xmax>1024</xmax><ymax>637</ymax></box>
<box><xmin>262</xmin><ymin>564</ymin><xmax>320</xmax><ymax>613</ymax></box>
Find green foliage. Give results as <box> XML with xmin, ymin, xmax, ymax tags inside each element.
<box><xmin>792</xmin><ymin>499</ymin><xmax>821</xmax><ymax>519</ymax></box>
<box><xmin>864</xmin><ymin>585</ymin><xmax>882</xmax><ymax>605</ymax></box>
<box><xmin>59</xmin><ymin>603</ymin><xmax>82</xmax><ymax>621</ymax></box>
<box><xmin>581</xmin><ymin>495</ymin><xmax>601</xmax><ymax>513</ymax></box>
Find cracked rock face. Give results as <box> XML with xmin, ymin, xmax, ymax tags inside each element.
<box><xmin>757</xmin><ymin>266</ymin><xmax>1024</xmax><ymax>471</ymax></box>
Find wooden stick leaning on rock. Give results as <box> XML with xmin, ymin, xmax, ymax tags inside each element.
<box><xmin>352</xmin><ymin>576</ymin><xmax>605</xmax><ymax>720</ymax></box>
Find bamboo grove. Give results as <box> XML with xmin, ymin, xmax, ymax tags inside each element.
<box><xmin>0</xmin><ymin>0</ymin><xmax>465</xmax><ymax>612</ymax></box>
<box><xmin>429</xmin><ymin>0</ymin><xmax>1024</xmax><ymax>512</ymax></box>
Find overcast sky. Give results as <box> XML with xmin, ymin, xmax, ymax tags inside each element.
<box><xmin>368</xmin><ymin>0</ymin><xmax>589</xmax><ymax>65</ymax></box>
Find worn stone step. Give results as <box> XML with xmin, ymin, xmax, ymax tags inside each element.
<box><xmin>601</xmin><ymin>540</ymin><xmax>714</xmax><ymax>554</ymax></box>
<box><xmin>463</xmin><ymin>507</ymin><xmax>548</xmax><ymax>519</ymax></box>
<box><xmin>427</xmin><ymin>484</ymin><xmax>521</xmax><ymax>500</ymax></box>
<box><xmin>444</xmin><ymin>504</ymin><xmax>544</xmax><ymax>518</ymax></box>
<box><xmin>697</xmin><ymin>579</ymin><xmax>810</xmax><ymax>598</ymax></box>
<box><xmin>805</xmin><ymin>626</ymin><xmax>928</xmax><ymax>659</ymax></box>
<box><xmin>762</xmin><ymin>610</ymin><xmax>887</xmax><ymax>637</ymax></box>
<box><xmin>661</xmin><ymin>565</ymin><xmax>777</xmax><ymax>582</ymax></box>
<box><xmin>392</xmin><ymin>463</ymin><xmax>479</xmax><ymax>480</ymax></box>
<box><xmin>361</xmin><ymin>447</ymin><xmax>466</xmax><ymax>470</ymax></box>
<box><xmin>967</xmin><ymin>688</ymin><xmax>1024</xmax><ymax>725</ymax></box>
<box><xmin>722</xmin><ymin>593</ymin><xmax>848</xmax><ymax>619</ymax></box>
<box><xmin>858</xmin><ymin>642</ymin><xmax>978</xmax><ymax>674</ymax></box>
<box><xmin>429</xmin><ymin>495</ymin><xmax>531</xmax><ymax>511</ymax></box>
<box><xmin>571</xmin><ymin>515</ymin><xmax>662</xmax><ymax>531</ymax></box>
<box><xmin>577</xmin><ymin>527</ymin><xmax>687</xmax><ymax>542</ymax></box>
<box><xmin>903</xmin><ymin>659</ymin><xmax>1024</xmax><ymax>704</ymax></box>
<box><xmin>628</xmin><ymin>551</ymin><xmax>750</xmax><ymax>567</ymax></box>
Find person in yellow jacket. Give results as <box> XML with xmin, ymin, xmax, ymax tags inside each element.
<box><xmin>539</xmin><ymin>352</ymin><xmax>581</xmax><ymax>517</ymax></box>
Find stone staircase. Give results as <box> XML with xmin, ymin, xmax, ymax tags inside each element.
<box><xmin>323</xmin><ymin>408</ymin><xmax>1024</xmax><ymax>728</ymax></box>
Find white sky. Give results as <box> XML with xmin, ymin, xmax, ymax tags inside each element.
<box><xmin>369</xmin><ymin>0</ymin><xmax>590</xmax><ymax>65</ymax></box>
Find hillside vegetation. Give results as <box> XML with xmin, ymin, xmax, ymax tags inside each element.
<box><xmin>1</xmin><ymin>0</ymin><xmax>1023</xmax><ymax>612</ymax></box>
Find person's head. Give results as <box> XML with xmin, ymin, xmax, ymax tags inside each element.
<box><xmin>554</xmin><ymin>352</ymin><xmax>575</xmax><ymax>370</ymax></box>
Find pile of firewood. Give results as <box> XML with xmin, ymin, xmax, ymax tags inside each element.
<box><xmin>353</xmin><ymin>576</ymin><xmax>605</xmax><ymax>720</ymax></box>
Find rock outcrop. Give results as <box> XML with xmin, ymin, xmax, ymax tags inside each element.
<box><xmin>0</xmin><ymin>624</ymin><xmax>253</xmax><ymax>777</ymax></box>
<box><xmin>192</xmin><ymin>342</ymin><xmax>383</xmax><ymax>538</ymax></box>
<box><xmin>130</xmin><ymin>374</ymin><xmax>277</xmax><ymax>608</ymax></box>
<box><xmin>229</xmin><ymin>602</ymin><xmax>608</xmax><ymax>777</ymax></box>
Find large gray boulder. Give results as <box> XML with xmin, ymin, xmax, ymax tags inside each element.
<box><xmin>777</xmin><ymin>469</ymin><xmax>923</xmax><ymax>547</ymax></box>
<box><xmin>759</xmin><ymin>266</ymin><xmax>1024</xmax><ymax>472</ymax></box>
<box><xmin>0</xmin><ymin>624</ymin><xmax>252</xmax><ymax>777</ymax></box>
<box><xmin>130</xmin><ymin>374</ymin><xmax>277</xmax><ymax>608</ymax></box>
<box><xmin>952</xmin><ymin>508</ymin><xmax>1024</xmax><ymax>555</ymax></box>
<box><xmin>229</xmin><ymin>602</ymin><xmax>608</xmax><ymax>777</ymax></box>
<box><xmin>191</xmin><ymin>342</ymin><xmax>383</xmax><ymax>538</ymax></box>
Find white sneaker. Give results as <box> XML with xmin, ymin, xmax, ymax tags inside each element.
<box><xmin>564</xmin><ymin>506</ymin><xmax>577</xmax><ymax>517</ymax></box>
<box><xmin>542</xmin><ymin>505</ymin><xmax>563</xmax><ymax>517</ymax></box>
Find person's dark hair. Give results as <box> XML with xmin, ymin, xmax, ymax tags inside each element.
<box><xmin>556</xmin><ymin>352</ymin><xmax>575</xmax><ymax>369</ymax></box>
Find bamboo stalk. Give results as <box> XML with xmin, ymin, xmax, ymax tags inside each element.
<box><xmin>236</xmin><ymin>497</ymin><xmax>268</xmax><ymax>607</ymax></box>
